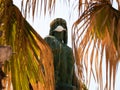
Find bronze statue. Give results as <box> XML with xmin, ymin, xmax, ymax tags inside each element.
<box><xmin>44</xmin><ymin>18</ymin><xmax>77</xmax><ymax>90</ymax></box>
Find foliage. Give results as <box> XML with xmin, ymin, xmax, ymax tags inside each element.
<box><xmin>0</xmin><ymin>0</ymin><xmax>54</xmax><ymax>90</ymax></box>
<box><xmin>72</xmin><ymin>2</ymin><xmax>120</xmax><ymax>90</ymax></box>
<box><xmin>1</xmin><ymin>0</ymin><xmax>120</xmax><ymax>90</ymax></box>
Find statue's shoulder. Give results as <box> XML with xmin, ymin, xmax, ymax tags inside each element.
<box><xmin>44</xmin><ymin>35</ymin><xmax>57</xmax><ymax>43</ymax></box>
<box><xmin>44</xmin><ymin>35</ymin><xmax>55</xmax><ymax>40</ymax></box>
<box><xmin>44</xmin><ymin>35</ymin><xmax>60</xmax><ymax>48</ymax></box>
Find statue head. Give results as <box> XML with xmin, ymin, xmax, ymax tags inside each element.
<box><xmin>49</xmin><ymin>18</ymin><xmax>68</xmax><ymax>44</ymax></box>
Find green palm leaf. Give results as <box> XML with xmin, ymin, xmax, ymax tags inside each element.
<box><xmin>0</xmin><ymin>0</ymin><xmax>54</xmax><ymax>90</ymax></box>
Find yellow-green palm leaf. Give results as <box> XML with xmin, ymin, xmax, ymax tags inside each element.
<box><xmin>0</xmin><ymin>0</ymin><xmax>54</xmax><ymax>90</ymax></box>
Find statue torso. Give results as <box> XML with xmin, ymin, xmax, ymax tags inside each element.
<box><xmin>44</xmin><ymin>36</ymin><xmax>74</xmax><ymax>86</ymax></box>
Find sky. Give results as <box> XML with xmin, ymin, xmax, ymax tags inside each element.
<box><xmin>13</xmin><ymin>0</ymin><xmax>120</xmax><ymax>90</ymax></box>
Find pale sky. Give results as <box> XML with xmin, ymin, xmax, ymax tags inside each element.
<box><xmin>13</xmin><ymin>0</ymin><xmax>120</xmax><ymax>90</ymax></box>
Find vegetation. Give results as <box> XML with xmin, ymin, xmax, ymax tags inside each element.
<box><xmin>0</xmin><ymin>0</ymin><xmax>120</xmax><ymax>90</ymax></box>
<box><xmin>0</xmin><ymin>0</ymin><xmax>54</xmax><ymax>90</ymax></box>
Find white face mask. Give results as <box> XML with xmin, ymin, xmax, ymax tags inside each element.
<box><xmin>54</xmin><ymin>25</ymin><xmax>66</xmax><ymax>32</ymax></box>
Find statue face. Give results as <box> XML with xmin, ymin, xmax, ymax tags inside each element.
<box><xmin>49</xmin><ymin>19</ymin><xmax>68</xmax><ymax>44</ymax></box>
<box><xmin>53</xmin><ymin>31</ymin><xmax>65</xmax><ymax>43</ymax></box>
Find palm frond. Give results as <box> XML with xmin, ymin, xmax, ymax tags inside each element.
<box><xmin>21</xmin><ymin>0</ymin><xmax>57</xmax><ymax>17</ymax></box>
<box><xmin>0</xmin><ymin>0</ymin><xmax>54</xmax><ymax>90</ymax></box>
<box><xmin>72</xmin><ymin>2</ymin><xmax>120</xmax><ymax>90</ymax></box>
<box><xmin>21</xmin><ymin>0</ymin><xmax>73</xmax><ymax>18</ymax></box>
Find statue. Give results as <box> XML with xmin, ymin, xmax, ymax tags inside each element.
<box><xmin>44</xmin><ymin>18</ymin><xmax>77</xmax><ymax>90</ymax></box>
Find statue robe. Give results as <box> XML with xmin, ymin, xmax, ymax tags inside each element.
<box><xmin>44</xmin><ymin>35</ymin><xmax>76</xmax><ymax>90</ymax></box>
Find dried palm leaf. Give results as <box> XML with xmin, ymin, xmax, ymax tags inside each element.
<box><xmin>72</xmin><ymin>1</ymin><xmax>120</xmax><ymax>90</ymax></box>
